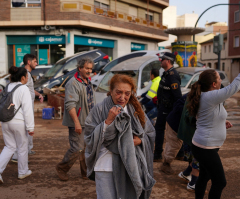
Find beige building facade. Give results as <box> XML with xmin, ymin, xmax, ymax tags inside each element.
<box><xmin>0</xmin><ymin>0</ymin><xmax>169</xmax><ymax>75</ymax></box>
<box><xmin>200</xmin><ymin>33</ymin><xmax>232</xmax><ymax>80</ymax></box>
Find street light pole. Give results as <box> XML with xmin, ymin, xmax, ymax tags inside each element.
<box><xmin>193</xmin><ymin>2</ymin><xmax>240</xmax><ymax>42</ymax></box>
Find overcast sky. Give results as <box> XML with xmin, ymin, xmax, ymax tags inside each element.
<box><xmin>169</xmin><ymin>0</ymin><xmax>229</xmax><ymax>28</ymax></box>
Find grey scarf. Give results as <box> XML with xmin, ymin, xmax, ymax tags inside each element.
<box><xmin>84</xmin><ymin>96</ymin><xmax>156</xmax><ymax>199</ymax></box>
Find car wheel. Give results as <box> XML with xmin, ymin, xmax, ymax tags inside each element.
<box><xmin>0</xmin><ymin>85</ymin><xmax>4</xmax><ymax>93</ymax></box>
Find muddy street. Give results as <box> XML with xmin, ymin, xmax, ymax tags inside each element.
<box><xmin>0</xmin><ymin>98</ymin><xmax>240</xmax><ymax>199</ymax></box>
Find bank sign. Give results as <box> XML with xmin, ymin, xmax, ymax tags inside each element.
<box><xmin>36</xmin><ymin>36</ymin><xmax>65</xmax><ymax>44</ymax></box>
<box><xmin>131</xmin><ymin>43</ymin><xmax>145</xmax><ymax>51</ymax></box>
<box><xmin>74</xmin><ymin>36</ymin><xmax>114</xmax><ymax>48</ymax></box>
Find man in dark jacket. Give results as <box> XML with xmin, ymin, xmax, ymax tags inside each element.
<box><xmin>154</xmin><ymin>52</ymin><xmax>182</xmax><ymax>162</ymax></box>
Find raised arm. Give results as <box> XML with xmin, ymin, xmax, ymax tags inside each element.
<box><xmin>206</xmin><ymin>74</ymin><xmax>240</xmax><ymax>105</ymax></box>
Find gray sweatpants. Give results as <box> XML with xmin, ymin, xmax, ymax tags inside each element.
<box><xmin>95</xmin><ymin>171</ymin><xmax>117</xmax><ymax>199</ymax></box>
<box><xmin>56</xmin><ymin>127</ymin><xmax>86</xmax><ymax>176</ymax></box>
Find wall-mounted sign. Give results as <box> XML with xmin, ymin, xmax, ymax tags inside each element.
<box><xmin>36</xmin><ymin>36</ymin><xmax>65</xmax><ymax>44</ymax></box>
<box><xmin>7</xmin><ymin>35</ymin><xmax>66</xmax><ymax>45</ymax></box>
<box><xmin>74</xmin><ymin>36</ymin><xmax>115</xmax><ymax>48</ymax></box>
<box><xmin>15</xmin><ymin>44</ymin><xmax>30</xmax><ymax>67</ymax></box>
<box><xmin>131</xmin><ymin>43</ymin><xmax>145</xmax><ymax>51</ymax></box>
<box><xmin>172</xmin><ymin>41</ymin><xmax>198</xmax><ymax>67</ymax></box>
<box><xmin>158</xmin><ymin>46</ymin><xmax>165</xmax><ymax>50</ymax></box>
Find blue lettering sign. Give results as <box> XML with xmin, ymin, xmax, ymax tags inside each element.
<box><xmin>158</xmin><ymin>46</ymin><xmax>165</xmax><ymax>50</ymax></box>
<box><xmin>37</xmin><ymin>36</ymin><xmax>65</xmax><ymax>44</ymax></box>
<box><xmin>74</xmin><ymin>36</ymin><xmax>114</xmax><ymax>48</ymax></box>
<box><xmin>131</xmin><ymin>43</ymin><xmax>145</xmax><ymax>51</ymax></box>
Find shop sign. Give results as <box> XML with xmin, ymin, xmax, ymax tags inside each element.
<box><xmin>131</xmin><ymin>43</ymin><xmax>145</xmax><ymax>51</ymax></box>
<box><xmin>36</xmin><ymin>36</ymin><xmax>65</xmax><ymax>44</ymax></box>
<box><xmin>172</xmin><ymin>41</ymin><xmax>198</xmax><ymax>67</ymax></box>
<box><xmin>158</xmin><ymin>46</ymin><xmax>165</xmax><ymax>50</ymax></box>
<box><xmin>15</xmin><ymin>45</ymin><xmax>30</xmax><ymax>67</ymax></box>
<box><xmin>74</xmin><ymin>36</ymin><xmax>114</xmax><ymax>48</ymax></box>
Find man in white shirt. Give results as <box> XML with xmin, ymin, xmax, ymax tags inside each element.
<box><xmin>12</xmin><ymin>54</ymin><xmax>43</xmax><ymax>162</ymax></box>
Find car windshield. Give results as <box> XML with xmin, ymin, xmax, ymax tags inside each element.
<box><xmin>44</xmin><ymin>57</ymin><xmax>72</xmax><ymax>78</ymax></box>
<box><xmin>100</xmin><ymin>52</ymin><xmax>146</xmax><ymax>75</ymax></box>
<box><xmin>178</xmin><ymin>72</ymin><xmax>193</xmax><ymax>87</ymax></box>
<box><xmin>96</xmin><ymin>70</ymin><xmax>139</xmax><ymax>92</ymax></box>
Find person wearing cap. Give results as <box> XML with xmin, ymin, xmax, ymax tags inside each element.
<box><xmin>154</xmin><ymin>52</ymin><xmax>182</xmax><ymax>162</ymax></box>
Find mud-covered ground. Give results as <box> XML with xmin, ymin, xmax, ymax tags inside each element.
<box><xmin>1</xmin><ymin>94</ymin><xmax>240</xmax><ymax>199</ymax></box>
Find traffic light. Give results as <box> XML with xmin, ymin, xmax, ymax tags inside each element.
<box><xmin>213</xmin><ymin>34</ymin><xmax>223</xmax><ymax>55</ymax></box>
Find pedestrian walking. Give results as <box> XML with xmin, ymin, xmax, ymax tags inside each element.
<box><xmin>84</xmin><ymin>74</ymin><xmax>156</xmax><ymax>199</ymax></box>
<box><xmin>154</xmin><ymin>52</ymin><xmax>182</xmax><ymax>162</ymax></box>
<box><xmin>0</xmin><ymin>66</ymin><xmax>34</xmax><ymax>183</ymax></box>
<box><xmin>159</xmin><ymin>94</ymin><xmax>187</xmax><ymax>174</ymax></box>
<box><xmin>11</xmin><ymin>54</ymin><xmax>43</xmax><ymax>162</ymax></box>
<box><xmin>55</xmin><ymin>57</ymin><xmax>95</xmax><ymax>181</ymax></box>
<box><xmin>188</xmin><ymin>69</ymin><xmax>239</xmax><ymax>199</ymax></box>
<box><xmin>177</xmin><ymin>99</ymin><xmax>199</xmax><ymax>192</ymax></box>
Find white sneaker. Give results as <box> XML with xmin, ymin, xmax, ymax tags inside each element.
<box><xmin>178</xmin><ymin>171</ymin><xmax>191</xmax><ymax>182</ymax></box>
<box><xmin>18</xmin><ymin>170</ymin><xmax>32</xmax><ymax>179</ymax></box>
<box><xmin>0</xmin><ymin>174</ymin><xmax>3</xmax><ymax>184</ymax></box>
<box><xmin>11</xmin><ymin>158</ymin><xmax>18</xmax><ymax>163</ymax></box>
<box><xmin>28</xmin><ymin>150</ymin><xmax>36</xmax><ymax>155</ymax></box>
<box><xmin>187</xmin><ymin>182</ymin><xmax>195</xmax><ymax>192</ymax></box>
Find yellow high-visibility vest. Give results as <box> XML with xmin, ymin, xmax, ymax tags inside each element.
<box><xmin>146</xmin><ymin>76</ymin><xmax>161</xmax><ymax>99</ymax></box>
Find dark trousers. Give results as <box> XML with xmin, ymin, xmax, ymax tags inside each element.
<box><xmin>154</xmin><ymin>107</ymin><xmax>169</xmax><ymax>156</ymax></box>
<box><xmin>192</xmin><ymin>144</ymin><xmax>226</xmax><ymax>199</ymax></box>
<box><xmin>144</xmin><ymin>101</ymin><xmax>156</xmax><ymax>114</ymax></box>
<box><xmin>57</xmin><ymin>127</ymin><xmax>87</xmax><ymax>177</ymax></box>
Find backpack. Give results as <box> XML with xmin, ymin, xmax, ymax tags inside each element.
<box><xmin>0</xmin><ymin>84</ymin><xmax>23</xmax><ymax>122</ymax></box>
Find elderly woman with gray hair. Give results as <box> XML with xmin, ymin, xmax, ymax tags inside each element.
<box><xmin>84</xmin><ymin>74</ymin><xmax>156</xmax><ymax>199</ymax></box>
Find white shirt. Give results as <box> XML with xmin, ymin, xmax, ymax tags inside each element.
<box><xmin>25</xmin><ymin>71</ymin><xmax>35</xmax><ymax>103</ymax></box>
<box><xmin>7</xmin><ymin>82</ymin><xmax>34</xmax><ymax>132</ymax></box>
<box><xmin>94</xmin><ymin>106</ymin><xmax>128</xmax><ymax>172</ymax></box>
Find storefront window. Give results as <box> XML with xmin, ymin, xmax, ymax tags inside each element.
<box><xmin>50</xmin><ymin>44</ymin><xmax>65</xmax><ymax>64</ymax></box>
<box><xmin>74</xmin><ymin>45</ymin><xmax>91</xmax><ymax>53</ymax></box>
<box><xmin>8</xmin><ymin>44</ymin><xmax>37</xmax><ymax>68</ymax></box>
<box><xmin>11</xmin><ymin>0</ymin><xmax>41</xmax><ymax>8</ymax></box>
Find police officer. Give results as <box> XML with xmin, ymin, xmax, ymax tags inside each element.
<box><xmin>154</xmin><ymin>52</ymin><xmax>182</xmax><ymax>162</ymax></box>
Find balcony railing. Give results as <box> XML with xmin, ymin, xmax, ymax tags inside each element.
<box><xmin>60</xmin><ymin>1</ymin><xmax>168</xmax><ymax>30</ymax></box>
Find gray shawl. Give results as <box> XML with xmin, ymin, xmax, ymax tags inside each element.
<box><xmin>84</xmin><ymin>96</ymin><xmax>156</xmax><ymax>199</ymax></box>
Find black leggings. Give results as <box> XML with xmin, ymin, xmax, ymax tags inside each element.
<box><xmin>192</xmin><ymin>144</ymin><xmax>226</xmax><ymax>199</ymax></box>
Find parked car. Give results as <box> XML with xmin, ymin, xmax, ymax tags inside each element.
<box><xmin>94</xmin><ymin>56</ymin><xmax>161</xmax><ymax>104</ymax></box>
<box><xmin>91</xmin><ymin>49</ymin><xmax>172</xmax><ymax>87</ymax></box>
<box><xmin>0</xmin><ymin>74</ymin><xmax>10</xmax><ymax>93</ymax></box>
<box><xmin>34</xmin><ymin>49</ymin><xmax>109</xmax><ymax>93</ymax></box>
<box><xmin>31</xmin><ymin>65</ymin><xmax>52</xmax><ymax>81</ymax></box>
<box><xmin>176</xmin><ymin>67</ymin><xmax>230</xmax><ymax>95</ymax></box>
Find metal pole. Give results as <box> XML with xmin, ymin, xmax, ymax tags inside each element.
<box><xmin>193</xmin><ymin>3</ymin><xmax>240</xmax><ymax>42</ymax></box>
<box><xmin>218</xmin><ymin>51</ymin><xmax>221</xmax><ymax>70</ymax></box>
